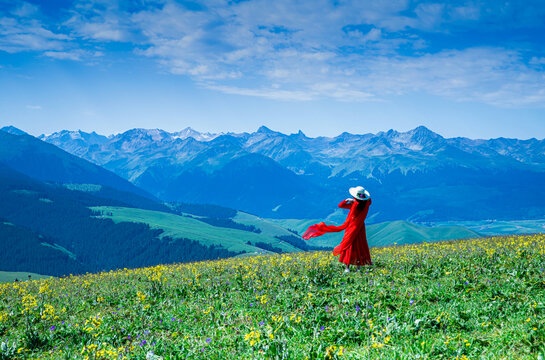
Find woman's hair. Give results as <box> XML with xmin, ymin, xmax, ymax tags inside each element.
<box><xmin>355</xmin><ymin>198</ymin><xmax>368</xmax><ymax>210</ymax></box>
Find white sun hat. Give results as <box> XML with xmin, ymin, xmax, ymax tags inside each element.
<box><xmin>349</xmin><ymin>186</ymin><xmax>370</xmax><ymax>201</ymax></box>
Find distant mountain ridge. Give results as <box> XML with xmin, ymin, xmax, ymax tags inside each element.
<box><xmin>0</xmin><ymin>130</ymin><xmax>156</xmax><ymax>201</ymax></box>
<box><xmin>36</xmin><ymin>125</ymin><xmax>545</xmax><ymax>174</ymax></box>
<box><xmin>8</xmin><ymin>125</ymin><xmax>545</xmax><ymax>221</ymax></box>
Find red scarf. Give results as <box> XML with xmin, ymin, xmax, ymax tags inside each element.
<box><xmin>302</xmin><ymin>202</ymin><xmax>356</xmax><ymax>240</ymax></box>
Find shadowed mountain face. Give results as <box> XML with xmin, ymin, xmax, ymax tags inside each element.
<box><xmin>0</xmin><ymin>162</ymin><xmax>255</xmax><ymax>276</ymax></box>
<box><xmin>0</xmin><ymin>130</ymin><xmax>156</xmax><ymax>201</ymax></box>
<box><xmin>23</xmin><ymin>125</ymin><xmax>545</xmax><ymax>221</ymax></box>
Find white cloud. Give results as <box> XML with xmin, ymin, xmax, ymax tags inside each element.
<box><xmin>2</xmin><ymin>0</ymin><xmax>545</xmax><ymax>106</ymax></box>
<box><xmin>43</xmin><ymin>49</ymin><xmax>102</xmax><ymax>61</ymax></box>
<box><xmin>414</xmin><ymin>3</ymin><xmax>445</xmax><ymax>30</ymax></box>
<box><xmin>65</xmin><ymin>0</ymin><xmax>131</xmax><ymax>42</ymax></box>
<box><xmin>0</xmin><ymin>2</ymin><xmax>103</xmax><ymax>61</ymax></box>
<box><xmin>11</xmin><ymin>2</ymin><xmax>39</xmax><ymax>18</ymax></box>
<box><xmin>123</xmin><ymin>0</ymin><xmax>541</xmax><ymax>106</ymax></box>
<box><xmin>449</xmin><ymin>4</ymin><xmax>480</xmax><ymax>21</ymax></box>
<box><xmin>26</xmin><ymin>105</ymin><xmax>42</xmax><ymax>110</ymax></box>
<box><xmin>204</xmin><ymin>84</ymin><xmax>315</xmax><ymax>101</ymax></box>
<box><xmin>0</xmin><ymin>16</ymin><xmax>70</xmax><ymax>53</ymax></box>
<box><xmin>206</xmin><ymin>45</ymin><xmax>545</xmax><ymax>105</ymax></box>
<box><xmin>355</xmin><ymin>47</ymin><xmax>545</xmax><ymax>107</ymax></box>
<box><xmin>530</xmin><ymin>57</ymin><xmax>545</xmax><ymax>66</ymax></box>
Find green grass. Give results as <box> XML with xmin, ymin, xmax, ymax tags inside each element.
<box><xmin>92</xmin><ymin>206</ymin><xmax>481</xmax><ymax>253</ymax></box>
<box><xmin>0</xmin><ymin>271</ymin><xmax>50</xmax><ymax>283</ymax></box>
<box><xmin>1</xmin><ymin>234</ymin><xmax>544</xmax><ymax>359</ymax></box>
<box><xmin>64</xmin><ymin>184</ymin><xmax>102</xmax><ymax>192</ymax></box>
<box><xmin>267</xmin><ymin>218</ymin><xmax>319</xmax><ymax>236</ymax></box>
<box><xmin>233</xmin><ymin>211</ymin><xmax>296</xmax><ymax>238</ymax></box>
<box><xmin>268</xmin><ymin>219</ymin><xmax>481</xmax><ymax>248</ymax></box>
<box><xmin>367</xmin><ymin>221</ymin><xmax>481</xmax><ymax>247</ymax></box>
<box><xmin>91</xmin><ymin>206</ymin><xmax>301</xmax><ymax>254</ymax></box>
<box><xmin>431</xmin><ymin>219</ymin><xmax>545</xmax><ymax>236</ymax></box>
<box><xmin>40</xmin><ymin>243</ymin><xmax>77</xmax><ymax>260</ymax></box>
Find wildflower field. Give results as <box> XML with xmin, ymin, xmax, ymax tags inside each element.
<box><xmin>1</xmin><ymin>234</ymin><xmax>545</xmax><ymax>359</ymax></box>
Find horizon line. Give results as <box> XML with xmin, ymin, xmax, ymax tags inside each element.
<box><xmin>2</xmin><ymin>124</ymin><xmax>543</xmax><ymax>142</ymax></box>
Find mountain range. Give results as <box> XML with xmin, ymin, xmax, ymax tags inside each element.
<box><xmin>3</xmin><ymin>125</ymin><xmax>533</xmax><ymax>277</ymax></box>
<box><xmin>0</xmin><ymin>139</ymin><xmax>300</xmax><ymax>276</ymax></box>
<box><xmin>33</xmin><ymin>125</ymin><xmax>545</xmax><ymax>221</ymax></box>
<box><xmin>0</xmin><ymin>129</ymin><xmax>155</xmax><ymax>202</ymax></box>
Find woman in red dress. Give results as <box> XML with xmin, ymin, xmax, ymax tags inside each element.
<box><xmin>303</xmin><ymin>186</ymin><xmax>372</xmax><ymax>273</ymax></box>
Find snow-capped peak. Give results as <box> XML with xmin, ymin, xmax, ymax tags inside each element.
<box><xmin>173</xmin><ymin>127</ymin><xmax>221</xmax><ymax>141</ymax></box>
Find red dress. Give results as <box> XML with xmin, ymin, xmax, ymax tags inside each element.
<box><xmin>303</xmin><ymin>199</ymin><xmax>372</xmax><ymax>266</ymax></box>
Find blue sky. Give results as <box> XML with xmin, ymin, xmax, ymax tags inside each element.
<box><xmin>1</xmin><ymin>0</ymin><xmax>545</xmax><ymax>139</ymax></box>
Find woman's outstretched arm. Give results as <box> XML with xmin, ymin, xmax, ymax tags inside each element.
<box><xmin>338</xmin><ymin>198</ymin><xmax>354</xmax><ymax>209</ymax></box>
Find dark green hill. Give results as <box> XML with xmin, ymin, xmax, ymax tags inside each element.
<box><xmin>0</xmin><ymin>221</ymin><xmax>84</xmax><ymax>276</ymax></box>
<box><xmin>0</xmin><ymin>131</ymin><xmax>155</xmax><ymax>200</ymax></box>
<box><xmin>0</xmin><ymin>164</ymin><xmax>245</xmax><ymax>276</ymax></box>
<box><xmin>91</xmin><ymin>206</ymin><xmax>301</xmax><ymax>254</ymax></box>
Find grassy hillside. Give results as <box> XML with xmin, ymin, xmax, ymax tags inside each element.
<box><xmin>367</xmin><ymin>220</ymin><xmax>481</xmax><ymax>247</ymax></box>
<box><xmin>0</xmin><ymin>221</ymin><xmax>85</xmax><ymax>277</ymax></box>
<box><xmin>0</xmin><ymin>131</ymin><xmax>154</xmax><ymax>200</ymax></box>
<box><xmin>0</xmin><ymin>234</ymin><xmax>543</xmax><ymax>359</ymax></box>
<box><xmin>0</xmin><ymin>271</ymin><xmax>49</xmax><ymax>283</ymax></box>
<box><xmin>91</xmin><ymin>206</ymin><xmax>302</xmax><ymax>254</ymax></box>
<box><xmin>268</xmin><ymin>219</ymin><xmax>481</xmax><ymax>248</ymax></box>
<box><xmin>233</xmin><ymin>211</ymin><xmax>299</xmax><ymax>237</ymax></box>
<box><xmin>0</xmin><ymin>164</ymin><xmax>245</xmax><ymax>276</ymax></box>
<box><xmin>430</xmin><ymin>219</ymin><xmax>545</xmax><ymax>236</ymax></box>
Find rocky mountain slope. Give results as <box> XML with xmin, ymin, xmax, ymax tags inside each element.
<box><xmin>29</xmin><ymin>126</ymin><xmax>545</xmax><ymax>221</ymax></box>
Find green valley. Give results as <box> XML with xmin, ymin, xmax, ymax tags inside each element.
<box><xmin>268</xmin><ymin>218</ymin><xmax>481</xmax><ymax>248</ymax></box>
<box><xmin>0</xmin><ymin>271</ymin><xmax>50</xmax><ymax>283</ymax></box>
<box><xmin>91</xmin><ymin>206</ymin><xmax>300</xmax><ymax>254</ymax></box>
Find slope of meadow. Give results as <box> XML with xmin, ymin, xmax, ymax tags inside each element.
<box><xmin>431</xmin><ymin>219</ymin><xmax>545</xmax><ymax>236</ymax></box>
<box><xmin>268</xmin><ymin>218</ymin><xmax>481</xmax><ymax>248</ymax></box>
<box><xmin>91</xmin><ymin>206</ymin><xmax>301</xmax><ymax>254</ymax></box>
<box><xmin>0</xmin><ymin>272</ymin><xmax>49</xmax><ymax>283</ymax></box>
<box><xmin>1</xmin><ymin>234</ymin><xmax>544</xmax><ymax>359</ymax></box>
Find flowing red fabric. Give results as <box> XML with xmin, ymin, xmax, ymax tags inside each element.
<box><xmin>303</xmin><ymin>199</ymin><xmax>372</xmax><ymax>266</ymax></box>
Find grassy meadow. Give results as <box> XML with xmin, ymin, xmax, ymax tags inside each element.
<box><xmin>91</xmin><ymin>206</ymin><xmax>300</xmax><ymax>254</ymax></box>
<box><xmin>0</xmin><ymin>272</ymin><xmax>49</xmax><ymax>284</ymax></box>
<box><xmin>431</xmin><ymin>220</ymin><xmax>545</xmax><ymax>236</ymax></box>
<box><xmin>269</xmin><ymin>218</ymin><xmax>481</xmax><ymax>248</ymax></box>
<box><xmin>1</xmin><ymin>234</ymin><xmax>544</xmax><ymax>359</ymax></box>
